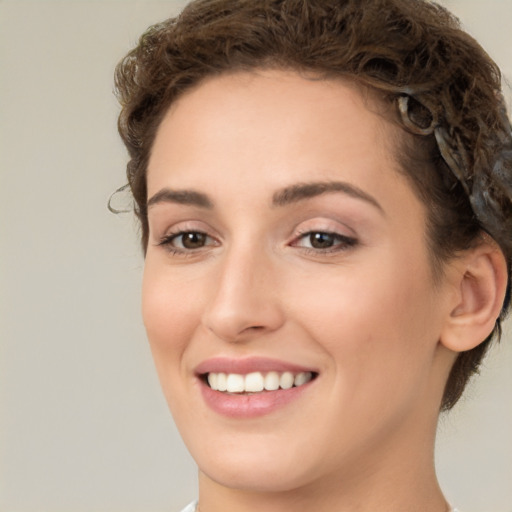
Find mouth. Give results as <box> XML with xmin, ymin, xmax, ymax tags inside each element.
<box><xmin>195</xmin><ymin>357</ymin><xmax>319</xmax><ymax>417</ymax></box>
<box><xmin>202</xmin><ymin>370</ymin><xmax>318</xmax><ymax>394</ymax></box>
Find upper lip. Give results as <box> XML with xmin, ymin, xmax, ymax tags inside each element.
<box><xmin>195</xmin><ymin>356</ymin><xmax>317</xmax><ymax>376</ymax></box>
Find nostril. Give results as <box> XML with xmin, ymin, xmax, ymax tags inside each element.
<box><xmin>202</xmin><ymin>286</ymin><xmax>285</xmax><ymax>342</ymax></box>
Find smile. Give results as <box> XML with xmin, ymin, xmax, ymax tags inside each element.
<box><xmin>195</xmin><ymin>358</ymin><xmax>319</xmax><ymax>417</ymax></box>
<box><xmin>206</xmin><ymin>371</ymin><xmax>315</xmax><ymax>394</ymax></box>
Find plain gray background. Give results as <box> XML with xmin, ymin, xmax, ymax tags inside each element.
<box><xmin>1</xmin><ymin>1</ymin><xmax>511</xmax><ymax>511</ymax></box>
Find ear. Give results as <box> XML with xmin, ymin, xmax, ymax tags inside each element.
<box><xmin>440</xmin><ymin>238</ymin><xmax>508</xmax><ymax>353</ymax></box>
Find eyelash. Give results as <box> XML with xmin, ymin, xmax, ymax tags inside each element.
<box><xmin>291</xmin><ymin>230</ymin><xmax>358</xmax><ymax>255</ymax></box>
<box><xmin>158</xmin><ymin>229</ymin><xmax>357</xmax><ymax>257</ymax></box>
<box><xmin>158</xmin><ymin>230</ymin><xmax>217</xmax><ymax>256</ymax></box>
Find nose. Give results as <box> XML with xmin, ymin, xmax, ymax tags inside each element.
<box><xmin>201</xmin><ymin>246</ymin><xmax>285</xmax><ymax>343</ymax></box>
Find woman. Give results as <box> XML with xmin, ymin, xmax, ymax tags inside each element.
<box><xmin>114</xmin><ymin>0</ymin><xmax>512</xmax><ymax>510</ymax></box>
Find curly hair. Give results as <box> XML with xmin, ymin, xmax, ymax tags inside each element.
<box><xmin>114</xmin><ymin>0</ymin><xmax>512</xmax><ymax>410</ymax></box>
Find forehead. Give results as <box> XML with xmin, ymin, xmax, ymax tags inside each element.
<box><xmin>146</xmin><ymin>68</ymin><xmax>432</xmax><ymax>272</ymax></box>
<box><xmin>148</xmin><ymin>70</ymin><xmax>403</xmax><ymax>194</ymax></box>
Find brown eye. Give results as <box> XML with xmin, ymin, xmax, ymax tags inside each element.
<box><xmin>176</xmin><ymin>232</ymin><xmax>208</xmax><ymax>249</ymax></box>
<box><xmin>158</xmin><ymin>230</ymin><xmax>216</xmax><ymax>252</ymax></box>
<box><xmin>293</xmin><ymin>231</ymin><xmax>358</xmax><ymax>253</ymax></box>
<box><xmin>308</xmin><ymin>232</ymin><xmax>336</xmax><ymax>249</ymax></box>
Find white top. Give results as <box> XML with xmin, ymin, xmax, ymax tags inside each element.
<box><xmin>179</xmin><ymin>501</ymin><xmax>459</xmax><ymax>512</ymax></box>
<box><xmin>179</xmin><ymin>501</ymin><xmax>198</xmax><ymax>512</ymax></box>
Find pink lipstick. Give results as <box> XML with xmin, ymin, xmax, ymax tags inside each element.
<box><xmin>195</xmin><ymin>357</ymin><xmax>318</xmax><ymax>418</ymax></box>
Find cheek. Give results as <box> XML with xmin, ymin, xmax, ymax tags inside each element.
<box><xmin>289</xmin><ymin>255</ymin><xmax>440</xmax><ymax>388</ymax></box>
<box><xmin>141</xmin><ymin>264</ymin><xmax>202</xmax><ymax>376</ymax></box>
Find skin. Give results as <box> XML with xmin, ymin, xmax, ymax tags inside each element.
<box><xmin>142</xmin><ymin>70</ymin><xmax>467</xmax><ymax>512</ymax></box>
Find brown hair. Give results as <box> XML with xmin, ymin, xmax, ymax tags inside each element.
<box><xmin>114</xmin><ymin>0</ymin><xmax>512</xmax><ymax>410</ymax></box>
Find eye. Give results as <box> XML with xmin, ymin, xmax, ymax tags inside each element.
<box><xmin>174</xmin><ymin>231</ymin><xmax>208</xmax><ymax>249</ymax></box>
<box><xmin>158</xmin><ymin>230</ymin><xmax>217</xmax><ymax>252</ymax></box>
<box><xmin>292</xmin><ymin>231</ymin><xmax>357</xmax><ymax>252</ymax></box>
<box><xmin>304</xmin><ymin>232</ymin><xmax>338</xmax><ymax>249</ymax></box>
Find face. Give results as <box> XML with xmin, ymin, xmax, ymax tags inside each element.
<box><xmin>143</xmin><ymin>70</ymin><xmax>454</xmax><ymax>494</ymax></box>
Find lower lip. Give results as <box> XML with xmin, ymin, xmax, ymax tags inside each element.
<box><xmin>199</xmin><ymin>379</ymin><xmax>315</xmax><ymax>418</ymax></box>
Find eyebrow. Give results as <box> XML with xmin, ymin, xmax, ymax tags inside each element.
<box><xmin>147</xmin><ymin>188</ymin><xmax>213</xmax><ymax>209</ymax></box>
<box><xmin>272</xmin><ymin>181</ymin><xmax>384</xmax><ymax>214</ymax></box>
<box><xmin>146</xmin><ymin>180</ymin><xmax>384</xmax><ymax>214</ymax></box>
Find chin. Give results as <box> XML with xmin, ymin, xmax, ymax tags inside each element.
<box><xmin>199</xmin><ymin>457</ymin><xmax>315</xmax><ymax>494</ymax></box>
<box><xmin>186</xmin><ymin>426</ymin><xmax>323</xmax><ymax>493</ymax></box>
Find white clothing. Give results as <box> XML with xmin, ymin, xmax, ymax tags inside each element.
<box><xmin>179</xmin><ymin>501</ymin><xmax>198</xmax><ymax>512</ymax></box>
<box><xmin>179</xmin><ymin>501</ymin><xmax>459</xmax><ymax>511</ymax></box>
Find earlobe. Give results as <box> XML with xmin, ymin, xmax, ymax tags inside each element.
<box><xmin>440</xmin><ymin>240</ymin><xmax>508</xmax><ymax>353</ymax></box>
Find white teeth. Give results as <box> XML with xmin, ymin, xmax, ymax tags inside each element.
<box><xmin>294</xmin><ymin>372</ymin><xmax>311</xmax><ymax>387</ymax></box>
<box><xmin>216</xmin><ymin>373</ymin><xmax>227</xmax><ymax>391</ymax></box>
<box><xmin>226</xmin><ymin>373</ymin><xmax>245</xmax><ymax>393</ymax></box>
<box><xmin>279</xmin><ymin>371</ymin><xmax>294</xmax><ymax>390</ymax></box>
<box><xmin>245</xmin><ymin>372</ymin><xmax>265</xmax><ymax>392</ymax></box>
<box><xmin>207</xmin><ymin>373</ymin><xmax>218</xmax><ymax>390</ymax></box>
<box><xmin>206</xmin><ymin>370</ymin><xmax>314</xmax><ymax>393</ymax></box>
<box><xmin>264</xmin><ymin>371</ymin><xmax>280</xmax><ymax>391</ymax></box>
